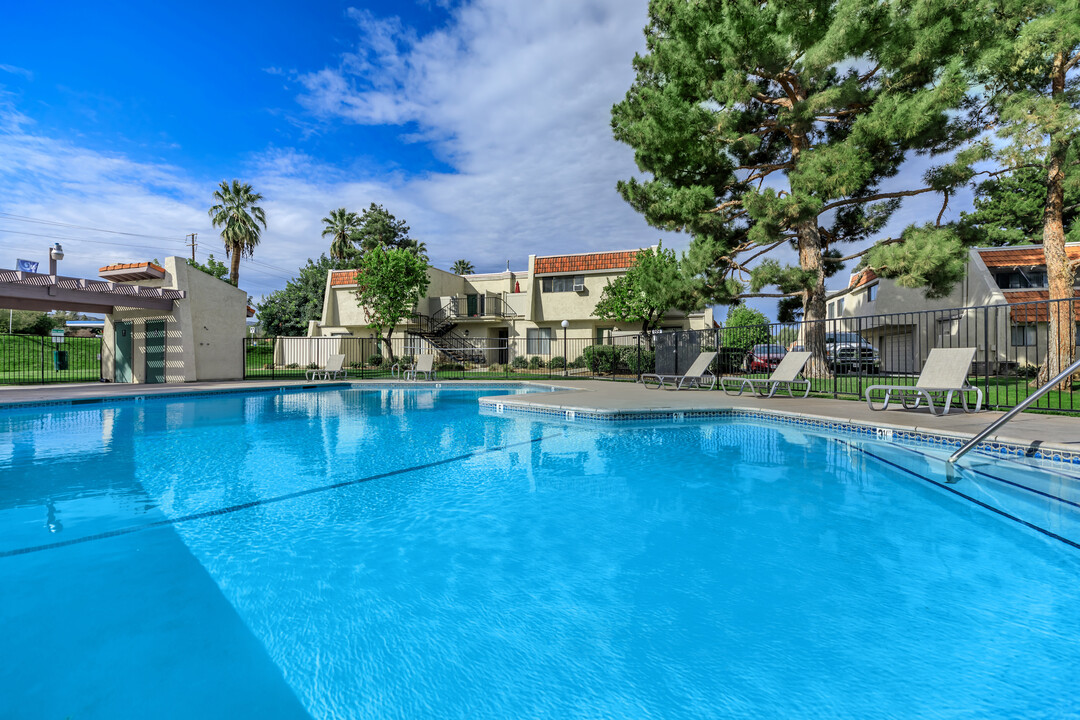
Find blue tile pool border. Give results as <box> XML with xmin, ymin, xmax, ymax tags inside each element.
<box><xmin>478</xmin><ymin>398</ymin><xmax>1080</xmax><ymax>466</ymax></box>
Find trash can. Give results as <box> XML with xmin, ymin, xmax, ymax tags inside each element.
<box><xmin>53</xmin><ymin>350</ymin><xmax>68</xmax><ymax>371</ymax></box>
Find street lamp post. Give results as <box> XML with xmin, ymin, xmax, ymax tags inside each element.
<box><xmin>561</xmin><ymin>320</ymin><xmax>569</xmax><ymax>377</ymax></box>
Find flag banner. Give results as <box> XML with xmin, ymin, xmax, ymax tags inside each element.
<box><xmin>16</xmin><ymin>259</ymin><xmax>39</xmax><ymax>273</ymax></box>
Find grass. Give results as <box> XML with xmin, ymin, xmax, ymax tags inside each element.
<box><xmin>0</xmin><ymin>334</ymin><xmax>102</xmax><ymax>384</ymax></box>
<box><xmin>243</xmin><ymin>343</ymin><xmax>1080</xmax><ymax>413</ymax></box>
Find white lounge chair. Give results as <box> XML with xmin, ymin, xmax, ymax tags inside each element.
<box><xmin>865</xmin><ymin>347</ymin><xmax>983</xmax><ymax>415</ymax></box>
<box><xmin>641</xmin><ymin>351</ymin><xmax>718</xmax><ymax>390</ymax></box>
<box><xmin>721</xmin><ymin>351</ymin><xmax>812</xmax><ymax>398</ymax></box>
<box><xmin>306</xmin><ymin>354</ymin><xmax>348</xmax><ymax>381</ymax></box>
<box><xmin>404</xmin><ymin>353</ymin><xmax>436</xmax><ymax>381</ymax></box>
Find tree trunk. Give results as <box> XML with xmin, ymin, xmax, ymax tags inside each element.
<box><xmin>382</xmin><ymin>328</ymin><xmax>396</xmax><ymax>364</ymax></box>
<box><xmin>228</xmin><ymin>247</ymin><xmax>241</xmax><ymax>286</ymax></box>
<box><xmin>1034</xmin><ymin>50</ymin><xmax>1076</xmax><ymax>391</ymax></box>
<box><xmin>798</xmin><ymin>219</ymin><xmax>833</xmax><ymax>379</ymax></box>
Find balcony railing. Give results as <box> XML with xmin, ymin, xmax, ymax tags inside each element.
<box><xmin>447</xmin><ymin>295</ymin><xmax>519</xmax><ymax>319</ymax></box>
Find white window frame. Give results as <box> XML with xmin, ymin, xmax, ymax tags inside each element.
<box><xmin>526</xmin><ymin>327</ymin><xmax>553</xmax><ymax>354</ymax></box>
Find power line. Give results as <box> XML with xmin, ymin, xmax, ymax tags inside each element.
<box><xmin>0</xmin><ymin>211</ymin><xmax>189</xmax><ymax>242</ymax></box>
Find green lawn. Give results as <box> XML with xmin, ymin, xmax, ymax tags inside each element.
<box><xmin>0</xmin><ymin>334</ymin><xmax>102</xmax><ymax>384</ymax></box>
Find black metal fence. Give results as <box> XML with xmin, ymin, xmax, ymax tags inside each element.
<box><xmin>659</xmin><ymin>295</ymin><xmax>1080</xmax><ymax>414</ymax></box>
<box><xmin>242</xmin><ymin>334</ymin><xmax>649</xmax><ymax>382</ymax></box>
<box><xmin>243</xmin><ymin>295</ymin><xmax>1080</xmax><ymax>414</ymax></box>
<box><xmin>0</xmin><ymin>333</ymin><xmax>103</xmax><ymax>385</ymax></box>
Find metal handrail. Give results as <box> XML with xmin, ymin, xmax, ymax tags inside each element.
<box><xmin>947</xmin><ymin>356</ymin><xmax>1080</xmax><ymax>464</ymax></box>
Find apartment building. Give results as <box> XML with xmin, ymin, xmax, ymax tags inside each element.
<box><xmin>309</xmin><ymin>247</ymin><xmax>711</xmax><ymax>363</ymax></box>
<box><xmin>829</xmin><ymin>243</ymin><xmax>1080</xmax><ymax>372</ymax></box>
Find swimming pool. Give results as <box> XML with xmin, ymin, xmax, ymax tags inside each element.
<box><xmin>2</xmin><ymin>385</ymin><xmax>1079</xmax><ymax>719</ymax></box>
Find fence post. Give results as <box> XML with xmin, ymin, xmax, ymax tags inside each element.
<box><xmin>637</xmin><ymin>335</ymin><xmax>642</xmax><ymax>383</ymax></box>
<box><xmin>272</xmin><ymin>337</ymin><xmax>277</xmax><ymax>381</ymax></box>
<box><xmin>983</xmin><ymin>307</ymin><xmax>991</xmax><ymax>410</ymax></box>
<box><xmin>41</xmin><ymin>336</ymin><xmax>45</xmax><ymax>385</ymax></box>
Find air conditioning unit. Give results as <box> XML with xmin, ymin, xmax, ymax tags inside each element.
<box><xmin>573</xmin><ymin>279</ymin><xmax>585</xmax><ymax>292</ymax></box>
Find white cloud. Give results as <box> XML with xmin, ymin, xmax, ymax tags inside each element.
<box><xmin>0</xmin><ymin>64</ymin><xmax>33</xmax><ymax>80</ymax></box>
<box><xmin>0</xmin><ymin>1</ymin><xmax>971</xmax><ymax>320</ymax></box>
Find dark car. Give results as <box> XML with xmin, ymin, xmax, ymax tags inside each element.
<box><xmin>744</xmin><ymin>344</ymin><xmax>787</xmax><ymax>373</ymax></box>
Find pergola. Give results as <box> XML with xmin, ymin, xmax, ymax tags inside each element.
<box><xmin>0</xmin><ymin>267</ymin><xmax>185</xmax><ymax>314</ymax></box>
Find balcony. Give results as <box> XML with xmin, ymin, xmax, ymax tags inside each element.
<box><xmin>447</xmin><ymin>294</ymin><xmax>519</xmax><ymax>319</ymax></box>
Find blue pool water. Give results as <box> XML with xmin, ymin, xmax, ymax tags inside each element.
<box><xmin>2</xmin><ymin>386</ymin><xmax>1080</xmax><ymax>719</ymax></box>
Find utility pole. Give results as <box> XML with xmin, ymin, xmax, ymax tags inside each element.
<box><xmin>186</xmin><ymin>233</ymin><xmax>197</xmax><ymax>262</ymax></box>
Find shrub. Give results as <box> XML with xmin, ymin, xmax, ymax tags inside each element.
<box><xmin>512</xmin><ymin>355</ymin><xmax>528</xmax><ymax>369</ymax></box>
<box><xmin>582</xmin><ymin>345</ymin><xmax>623</xmax><ymax>374</ymax></box>
<box><xmin>620</xmin><ymin>346</ymin><xmax>655</xmax><ymax>375</ymax></box>
<box><xmin>528</xmin><ymin>356</ymin><xmax>546</xmax><ymax>369</ymax></box>
<box><xmin>1015</xmin><ymin>363</ymin><xmax>1040</xmax><ymax>378</ymax></box>
<box><xmin>349</xmin><ymin>361</ymin><xmax>363</xmax><ymax>369</ymax></box>
<box><xmin>306</xmin><ymin>361</ymin><xmax>319</xmax><ymax>369</ymax></box>
<box><xmin>548</xmin><ymin>355</ymin><xmax>566</xmax><ymax>369</ymax></box>
<box><xmin>436</xmin><ymin>361</ymin><xmax>464</xmax><ymax>372</ymax></box>
<box><xmin>367</xmin><ymin>354</ymin><xmax>384</xmax><ymax>367</ymax></box>
<box><xmin>568</xmin><ymin>355</ymin><xmax>587</xmax><ymax>369</ymax></box>
<box><xmin>286</xmin><ymin>363</ymin><xmax>300</xmax><ymax>369</ymax></box>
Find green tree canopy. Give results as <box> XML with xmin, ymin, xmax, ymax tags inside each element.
<box><xmin>612</xmin><ymin>0</ymin><xmax>981</xmax><ymax>373</ymax></box>
<box><xmin>971</xmin><ymin>0</ymin><xmax>1080</xmax><ymax>385</ymax></box>
<box><xmin>188</xmin><ymin>254</ymin><xmax>231</xmax><ymax>283</ymax></box>
<box><xmin>722</xmin><ymin>305</ymin><xmax>771</xmax><ymax>353</ymax></box>
<box><xmin>352</xmin><ymin>246</ymin><xmax>430</xmax><ymax>362</ymax></box>
<box><xmin>2</xmin><ymin>310</ymin><xmax>56</xmax><ymax>335</ymax></box>
<box><xmin>352</xmin><ymin>203</ymin><xmax>427</xmax><ymax>260</ymax></box>
<box><xmin>593</xmin><ymin>243</ymin><xmax>687</xmax><ymax>342</ymax></box>
<box><xmin>256</xmin><ymin>255</ymin><xmax>356</xmax><ymax>336</ymax></box>
<box><xmin>208</xmin><ymin>179</ymin><xmax>267</xmax><ymax>286</ymax></box>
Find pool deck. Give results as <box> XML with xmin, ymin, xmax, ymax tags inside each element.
<box><xmin>1</xmin><ymin>377</ymin><xmax>1077</xmax><ymax>457</ymax></box>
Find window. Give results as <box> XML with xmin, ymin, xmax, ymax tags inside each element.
<box><xmin>526</xmin><ymin>327</ymin><xmax>553</xmax><ymax>354</ymax></box>
<box><xmin>867</xmin><ymin>284</ymin><xmax>877</xmax><ymax>302</ymax></box>
<box><xmin>1011</xmin><ymin>324</ymin><xmax>1037</xmax><ymax>347</ymax></box>
<box><xmin>541</xmin><ymin>275</ymin><xmax>585</xmax><ymax>293</ymax></box>
<box><xmin>937</xmin><ymin>316</ymin><xmax>960</xmax><ymax>338</ymax></box>
<box><xmin>596</xmin><ymin>327</ymin><xmax>614</xmax><ymax>345</ymax></box>
<box><xmin>996</xmin><ymin>271</ymin><xmax>1048</xmax><ymax>289</ymax></box>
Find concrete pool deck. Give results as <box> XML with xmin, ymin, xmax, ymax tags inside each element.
<box><xmin>1</xmin><ymin>377</ymin><xmax>1077</xmax><ymax>459</ymax></box>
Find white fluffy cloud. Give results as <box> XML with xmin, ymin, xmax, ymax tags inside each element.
<box><xmin>0</xmin><ymin>0</ymin><xmax>965</xmax><ymax>316</ymax></box>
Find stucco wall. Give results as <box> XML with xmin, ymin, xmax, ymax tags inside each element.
<box><xmin>103</xmin><ymin>256</ymin><xmax>247</xmax><ymax>383</ymax></box>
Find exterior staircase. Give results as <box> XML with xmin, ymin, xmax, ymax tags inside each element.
<box><xmin>407</xmin><ymin>300</ymin><xmax>487</xmax><ymax>364</ymax></box>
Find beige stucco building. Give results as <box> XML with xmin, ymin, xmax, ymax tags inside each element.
<box><xmin>102</xmin><ymin>256</ymin><xmax>251</xmax><ymax>383</ymax></box>
<box><xmin>307</xmin><ymin>248</ymin><xmax>712</xmax><ymax>364</ymax></box>
<box><xmin>828</xmin><ymin>244</ymin><xmax>1080</xmax><ymax>372</ymax></box>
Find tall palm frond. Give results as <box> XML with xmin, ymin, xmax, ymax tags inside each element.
<box><xmin>208</xmin><ymin>179</ymin><xmax>267</xmax><ymax>286</ymax></box>
<box><xmin>451</xmin><ymin>259</ymin><xmax>475</xmax><ymax>275</ymax></box>
<box><xmin>322</xmin><ymin>207</ymin><xmax>361</xmax><ymax>260</ymax></box>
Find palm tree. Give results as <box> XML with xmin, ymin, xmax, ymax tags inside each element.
<box><xmin>451</xmin><ymin>259</ymin><xmax>475</xmax><ymax>275</ymax></box>
<box><xmin>208</xmin><ymin>180</ymin><xmax>267</xmax><ymax>286</ymax></box>
<box><xmin>322</xmin><ymin>208</ymin><xmax>360</xmax><ymax>260</ymax></box>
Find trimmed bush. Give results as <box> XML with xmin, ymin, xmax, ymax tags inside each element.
<box><xmin>548</xmin><ymin>356</ymin><xmax>566</xmax><ymax>369</ymax></box>
<box><xmin>306</xmin><ymin>361</ymin><xmax>319</xmax><ymax>369</ymax></box>
<box><xmin>528</xmin><ymin>356</ymin><xmax>546</xmax><ymax>369</ymax></box>
<box><xmin>569</xmin><ymin>355</ymin><xmax>587</xmax><ymax>369</ymax></box>
<box><xmin>582</xmin><ymin>345</ymin><xmax>621</xmax><ymax>375</ymax></box>
<box><xmin>511</xmin><ymin>355</ymin><xmax>528</xmax><ymax>369</ymax></box>
<box><xmin>286</xmin><ymin>363</ymin><xmax>300</xmax><ymax>369</ymax></box>
<box><xmin>367</xmin><ymin>354</ymin><xmax>384</xmax><ymax>367</ymax></box>
<box><xmin>620</xmin><ymin>346</ymin><xmax>655</xmax><ymax>375</ymax></box>
<box><xmin>436</xmin><ymin>361</ymin><xmax>465</xmax><ymax>372</ymax></box>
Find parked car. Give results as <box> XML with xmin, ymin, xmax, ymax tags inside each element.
<box><xmin>744</xmin><ymin>344</ymin><xmax>787</xmax><ymax>373</ymax></box>
<box><xmin>788</xmin><ymin>334</ymin><xmax>881</xmax><ymax>374</ymax></box>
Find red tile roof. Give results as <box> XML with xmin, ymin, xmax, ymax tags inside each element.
<box><xmin>534</xmin><ymin>250</ymin><xmax>639</xmax><ymax>275</ymax></box>
<box><xmin>848</xmin><ymin>268</ymin><xmax>877</xmax><ymax>288</ymax></box>
<box><xmin>330</xmin><ymin>269</ymin><xmax>359</xmax><ymax>287</ymax></box>
<box><xmin>978</xmin><ymin>245</ymin><xmax>1080</xmax><ymax>268</ymax></box>
<box><xmin>99</xmin><ymin>261</ymin><xmax>165</xmax><ymax>273</ymax></box>
<box><xmin>1004</xmin><ymin>290</ymin><xmax>1080</xmax><ymax>322</ymax></box>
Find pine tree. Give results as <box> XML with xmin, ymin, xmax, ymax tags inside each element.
<box><xmin>612</xmin><ymin>0</ymin><xmax>981</xmax><ymax>374</ymax></box>
<box><xmin>974</xmin><ymin>0</ymin><xmax>1080</xmax><ymax>387</ymax></box>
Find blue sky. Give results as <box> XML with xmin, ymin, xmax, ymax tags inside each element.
<box><xmin>0</xmin><ymin>1</ymin><xmax>958</xmax><ymax>317</ymax></box>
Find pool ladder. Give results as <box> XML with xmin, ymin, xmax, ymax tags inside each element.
<box><xmin>947</xmin><ymin>356</ymin><xmax>1080</xmax><ymax>466</ymax></box>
